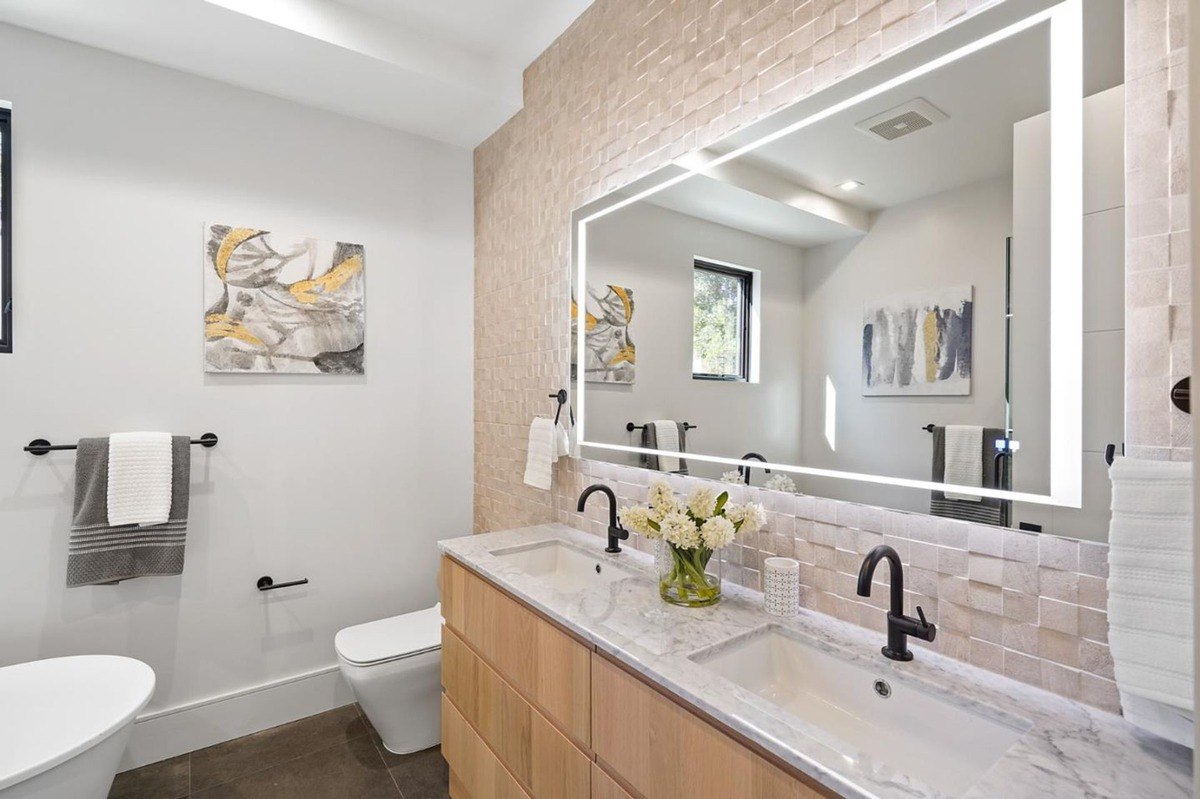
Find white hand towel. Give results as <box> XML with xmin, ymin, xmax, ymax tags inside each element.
<box><xmin>1107</xmin><ymin>457</ymin><xmax>1193</xmax><ymax>745</ymax></box>
<box><xmin>523</xmin><ymin>418</ymin><xmax>557</xmax><ymax>491</ymax></box>
<box><xmin>555</xmin><ymin>412</ymin><xmax>571</xmax><ymax>458</ymax></box>
<box><xmin>653</xmin><ymin>420</ymin><xmax>681</xmax><ymax>473</ymax></box>
<box><xmin>107</xmin><ymin>432</ymin><xmax>174</xmax><ymax>526</ymax></box>
<box><xmin>943</xmin><ymin>425</ymin><xmax>983</xmax><ymax>501</ymax></box>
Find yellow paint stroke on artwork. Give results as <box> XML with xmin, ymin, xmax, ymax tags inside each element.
<box><xmin>923</xmin><ymin>310</ymin><xmax>938</xmax><ymax>382</ymax></box>
<box><xmin>610</xmin><ymin>285</ymin><xmax>633</xmax><ymax>323</ymax></box>
<box><xmin>289</xmin><ymin>254</ymin><xmax>363</xmax><ymax>304</ymax></box>
<box><xmin>205</xmin><ymin>317</ymin><xmax>264</xmax><ymax>348</ymax></box>
<box><xmin>610</xmin><ymin>345</ymin><xmax>636</xmax><ymax>366</ymax></box>
<box><xmin>215</xmin><ymin>228</ymin><xmax>264</xmax><ymax>282</ymax></box>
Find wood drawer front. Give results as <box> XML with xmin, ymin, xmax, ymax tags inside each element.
<box><xmin>592</xmin><ymin>765</ymin><xmax>638</xmax><ymax>799</ymax></box>
<box><xmin>442</xmin><ymin>626</ymin><xmax>591</xmax><ymax>799</ymax></box>
<box><xmin>591</xmin><ymin>655</ymin><xmax>835</xmax><ymax>799</ymax></box>
<box><xmin>440</xmin><ymin>556</ymin><xmax>591</xmax><ymax>745</ymax></box>
<box><xmin>442</xmin><ymin>694</ymin><xmax>532</xmax><ymax>799</ymax></box>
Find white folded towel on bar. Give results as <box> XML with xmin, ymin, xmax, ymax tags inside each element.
<box><xmin>653</xmin><ymin>420</ymin><xmax>681</xmax><ymax>473</ymax></box>
<box><xmin>943</xmin><ymin>425</ymin><xmax>983</xmax><ymax>502</ymax></box>
<box><xmin>523</xmin><ymin>417</ymin><xmax>557</xmax><ymax>491</ymax></box>
<box><xmin>1107</xmin><ymin>457</ymin><xmax>1193</xmax><ymax>746</ymax></box>
<box><xmin>107</xmin><ymin>432</ymin><xmax>174</xmax><ymax>526</ymax></box>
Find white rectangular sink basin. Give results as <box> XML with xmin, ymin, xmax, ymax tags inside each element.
<box><xmin>693</xmin><ymin>626</ymin><xmax>1029</xmax><ymax>796</ymax></box>
<box><xmin>489</xmin><ymin>540</ymin><xmax>634</xmax><ymax>592</ymax></box>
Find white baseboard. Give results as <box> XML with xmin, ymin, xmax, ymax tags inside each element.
<box><xmin>119</xmin><ymin>664</ymin><xmax>355</xmax><ymax>771</ymax></box>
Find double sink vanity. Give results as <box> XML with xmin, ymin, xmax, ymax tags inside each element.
<box><xmin>437</xmin><ymin>525</ymin><xmax>1190</xmax><ymax>799</ymax></box>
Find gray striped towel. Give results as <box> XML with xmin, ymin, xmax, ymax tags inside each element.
<box><xmin>68</xmin><ymin>436</ymin><xmax>191</xmax><ymax>587</ymax></box>
<box><xmin>929</xmin><ymin>426</ymin><xmax>1010</xmax><ymax>526</ymax></box>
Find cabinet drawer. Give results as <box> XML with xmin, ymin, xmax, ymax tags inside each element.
<box><xmin>442</xmin><ymin>625</ymin><xmax>591</xmax><ymax>799</ymax></box>
<box><xmin>442</xmin><ymin>694</ymin><xmax>532</xmax><ymax>799</ymax></box>
<box><xmin>591</xmin><ymin>654</ymin><xmax>836</xmax><ymax>799</ymax></box>
<box><xmin>592</xmin><ymin>764</ymin><xmax>638</xmax><ymax>799</ymax></box>
<box><xmin>440</xmin><ymin>556</ymin><xmax>591</xmax><ymax>746</ymax></box>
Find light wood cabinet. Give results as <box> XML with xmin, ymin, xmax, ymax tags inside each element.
<box><xmin>441</xmin><ymin>556</ymin><xmax>591</xmax><ymax>747</ymax></box>
<box><xmin>592</xmin><ymin>654</ymin><xmax>835</xmax><ymax>799</ymax></box>
<box><xmin>442</xmin><ymin>625</ymin><xmax>591</xmax><ymax>799</ymax></box>
<box><xmin>440</xmin><ymin>554</ymin><xmax>840</xmax><ymax>799</ymax></box>
<box><xmin>591</xmin><ymin>764</ymin><xmax>637</xmax><ymax>799</ymax></box>
<box><xmin>442</xmin><ymin>694</ymin><xmax>532</xmax><ymax>799</ymax></box>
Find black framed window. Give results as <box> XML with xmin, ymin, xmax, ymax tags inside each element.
<box><xmin>692</xmin><ymin>259</ymin><xmax>752</xmax><ymax>381</ymax></box>
<box><xmin>0</xmin><ymin>107</ymin><xmax>10</xmax><ymax>353</ymax></box>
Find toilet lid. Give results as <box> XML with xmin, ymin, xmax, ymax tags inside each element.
<box><xmin>335</xmin><ymin>604</ymin><xmax>443</xmax><ymax>666</ymax></box>
<box><xmin>0</xmin><ymin>655</ymin><xmax>155</xmax><ymax>791</ymax></box>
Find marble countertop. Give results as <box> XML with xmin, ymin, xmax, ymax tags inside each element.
<box><xmin>439</xmin><ymin>524</ymin><xmax>1192</xmax><ymax>799</ymax></box>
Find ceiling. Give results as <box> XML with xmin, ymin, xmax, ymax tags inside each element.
<box><xmin>0</xmin><ymin>0</ymin><xmax>594</xmax><ymax>148</ymax></box>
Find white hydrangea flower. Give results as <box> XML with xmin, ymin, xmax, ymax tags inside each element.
<box><xmin>738</xmin><ymin>502</ymin><xmax>767</xmax><ymax>532</ymax></box>
<box><xmin>686</xmin><ymin>486</ymin><xmax>719</xmax><ymax>520</ymax></box>
<box><xmin>659</xmin><ymin>510</ymin><xmax>700</xmax><ymax>550</ymax></box>
<box><xmin>720</xmin><ymin>470</ymin><xmax>743</xmax><ymax>484</ymax></box>
<box><xmin>647</xmin><ymin>480</ymin><xmax>678</xmax><ymax>515</ymax></box>
<box><xmin>700</xmin><ymin>515</ymin><xmax>736</xmax><ymax>549</ymax></box>
<box><xmin>764</xmin><ymin>473</ymin><xmax>797</xmax><ymax>494</ymax></box>
<box><xmin>725</xmin><ymin>501</ymin><xmax>767</xmax><ymax>533</ymax></box>
<box><xmin>618</xmin><ymin>505</ymin><xmax>657</xmax><ymax>537</ymax></box>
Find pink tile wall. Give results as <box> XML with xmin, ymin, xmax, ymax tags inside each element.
<box><xmin>1126</xmin><ymin>0</ymin><xmax>1192</xmax><ymax>460</ymax></box>
<box><xmin>474</xmin><ymin>0</ymin><xmax>1188</xmax><ymax>712</ymax></box>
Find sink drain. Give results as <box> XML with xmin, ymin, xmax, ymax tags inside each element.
<box><xmin>595</xmin><ymin>563</ymin><xmax>602</xmax><ymax>574</ymax></box>
<box><xmin>873</xmin><ymin>679</ymin><xmax>892</xmax><ymax>699</ymax></box>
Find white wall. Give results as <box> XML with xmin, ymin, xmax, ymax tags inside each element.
<box><xmin>1009</xmin><ymin>85</ymin><xmax>1125</xmax><ymax>541</ymax></box>
<box><xmin>585</xmin><ymin>202</ymin><xmax>804</xmax><ymax>480</ymax></box>
<box><xmin>0</xmin><ymin>23</ymin><xmax>474</xmax><ymax>765</ymax></box>
<box><xmin>797</xmin><ymin>177</ymin><xmax>1013</xmax><ymax>510</ymax></box>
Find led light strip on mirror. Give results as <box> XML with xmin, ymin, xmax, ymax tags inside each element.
<box><xmin>574</xmin><ymin>0</ymin><xmax>1083</xmax><ymax>509</ymax></box>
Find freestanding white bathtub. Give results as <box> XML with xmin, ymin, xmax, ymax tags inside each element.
<box><xmin>0</xmin><ymin>656</ymin><xmax>155</xmax><ymax>799</ymax></box>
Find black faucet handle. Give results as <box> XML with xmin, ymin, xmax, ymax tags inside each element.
<box><xmin>916</xmin><ymin>605</ymin><xmax>928</xmax><ymax>627</ymax></box>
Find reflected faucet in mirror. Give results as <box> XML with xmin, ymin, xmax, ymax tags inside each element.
<box><xmin>737</xmin><ymin>453</ymin><xmax>770</xmax><ymax>486</ymax></box>
<box><xmin>577</xmin><ymin>484</ymin><xmax>628</xmax><ymax>553</ymax></box>
<box><xmin>857</xmin><ymin>545</ymin><xmax>936</xmax><ymax>662</ymax></box>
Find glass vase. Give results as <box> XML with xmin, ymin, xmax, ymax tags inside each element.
<box><xmin>658</xmin><ymin>540</ymin><xmax>722</xmax><ymax>607</ymax></box>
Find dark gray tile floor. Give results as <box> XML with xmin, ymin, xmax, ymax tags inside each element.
<box><xmin>109</xmin><ymin>704</ymin><xmax>449</xmax><ymax>799</ymax></box>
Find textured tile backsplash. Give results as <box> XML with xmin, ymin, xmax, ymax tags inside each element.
<box><xmin>474</xmin><ymin>0</ymin><xmax>1189</xmax><ymax>714</ymax></box>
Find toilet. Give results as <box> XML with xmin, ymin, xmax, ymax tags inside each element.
<box><xmin>335</xmin><ymin>604</ymin><xmax>443</xmax><ymax>754</ymax></box>
<box><xmin>0</xmin><ymin>655</ymin><xmax>155</xmax><ymax>799</ymax></box>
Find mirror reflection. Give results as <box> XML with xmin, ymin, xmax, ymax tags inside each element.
<box><xmin>574</xmin><ymin>2</ymin><xmax>1122</xmax><ymax>541</ymax></box>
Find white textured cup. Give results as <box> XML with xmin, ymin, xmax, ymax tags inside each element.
<box><xmin>763</xmin><ymin>557</ymin><xmax>800</xmax><ymax>617</ymax></box>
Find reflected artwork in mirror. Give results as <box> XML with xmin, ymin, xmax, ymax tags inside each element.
<box><xmin>572</xmin><ymin>0</ymin><xmax>1123</xmax><ymax>542</ymax></box>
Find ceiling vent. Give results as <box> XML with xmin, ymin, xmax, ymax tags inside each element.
<box><xmin>855</xmin><ymin>99</ymin><xmax>948</xmax><ymax>142</ymax></box>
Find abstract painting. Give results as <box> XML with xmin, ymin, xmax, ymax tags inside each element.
<box><xmin>204</xmin><ymin>224</ymin><xmax>365</xmax><ymax>374</ymax></box>
<box><xmin>571</xmin><ymin>283</ymin><xmax>636</xmax><ymax>384</ymax></box>
<box><xmin>862</xmin><ymin>285</ymin><xmax>972</xmax><ymax>396</ymax></box>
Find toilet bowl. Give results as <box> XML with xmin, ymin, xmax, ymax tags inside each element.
<box><xmin>336</xmin><ymin>604</ymin><xmax>442</xmax><ymax>754</ymax></box>
<box><xmin>0</xmin><ymin>655</ymin><xmax>155</xmax><ymax>799</ymax></box>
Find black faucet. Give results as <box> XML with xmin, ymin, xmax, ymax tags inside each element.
<box><xmin>577</xmin><ymin>484</ymin><xmax>628</xmax><ymax>553</ymax></box>
<box><xmin>857</xmin><ymin>545</ymin><xmax>936</xmax><ymax>661</ymax></box>
<box><xmin>737</xmin><ymin>452</ymin><xmax>771</xmax><ymax>485</ymax></box>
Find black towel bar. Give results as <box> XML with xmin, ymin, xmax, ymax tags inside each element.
<box><xmin>549</xmin><ymin>389</ymin><xmax>574</xmax><ymax>426</ymax></box>
<box><xmin>25</xmin><ymin>433</ymin><xmax>218</xmax><ymax>456</ymax></box>
<box><xmin>257</xmin><ymin>575</ymin><xmax>309</xmax><ymax>591</ymax></box>
<box><xmin>627</xmin><ymin>422</ymin><xmax>698</xmax><ymax>432</ymax></box>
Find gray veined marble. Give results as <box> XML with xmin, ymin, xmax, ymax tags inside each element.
<box><xmin>439</xmin><ymin>524</ymin><xmax>1193</xmax><ymax>799</ymax></box>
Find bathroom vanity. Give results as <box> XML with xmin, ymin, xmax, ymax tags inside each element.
<box><xmin>438</xmin><ymin>526</ymin><xmax>1191</xmax><ymax>799</ymax></box>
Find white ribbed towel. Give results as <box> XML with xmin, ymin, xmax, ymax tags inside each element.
<box><xmin>943</xmin><ymin>425</ymin><xmax>983</xmax><ymax>501</ymax></box>
<box><xmin>107</xmin><ymin>432</ymin><xmax>174</xmax><ymax>527</ymax></box>
<box><xmin>653</xmin><ymin>420</ymin><xmax>681</xmax><ymax>473</ymax></box>
<box><xmin>523</xmin><ymin>418</ymin><xmax>557</xmax><ymax>491</ymax></box>
<box><xmin>1107</xmin><ymin>457</ymin><xmax>1193</xmax><ymax>743</ymax></box>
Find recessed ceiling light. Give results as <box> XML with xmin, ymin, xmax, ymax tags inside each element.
<box><xmin>838</xmin><ymin>180</ymin><xmax>864</xmax><ymax>191</ymax></box>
